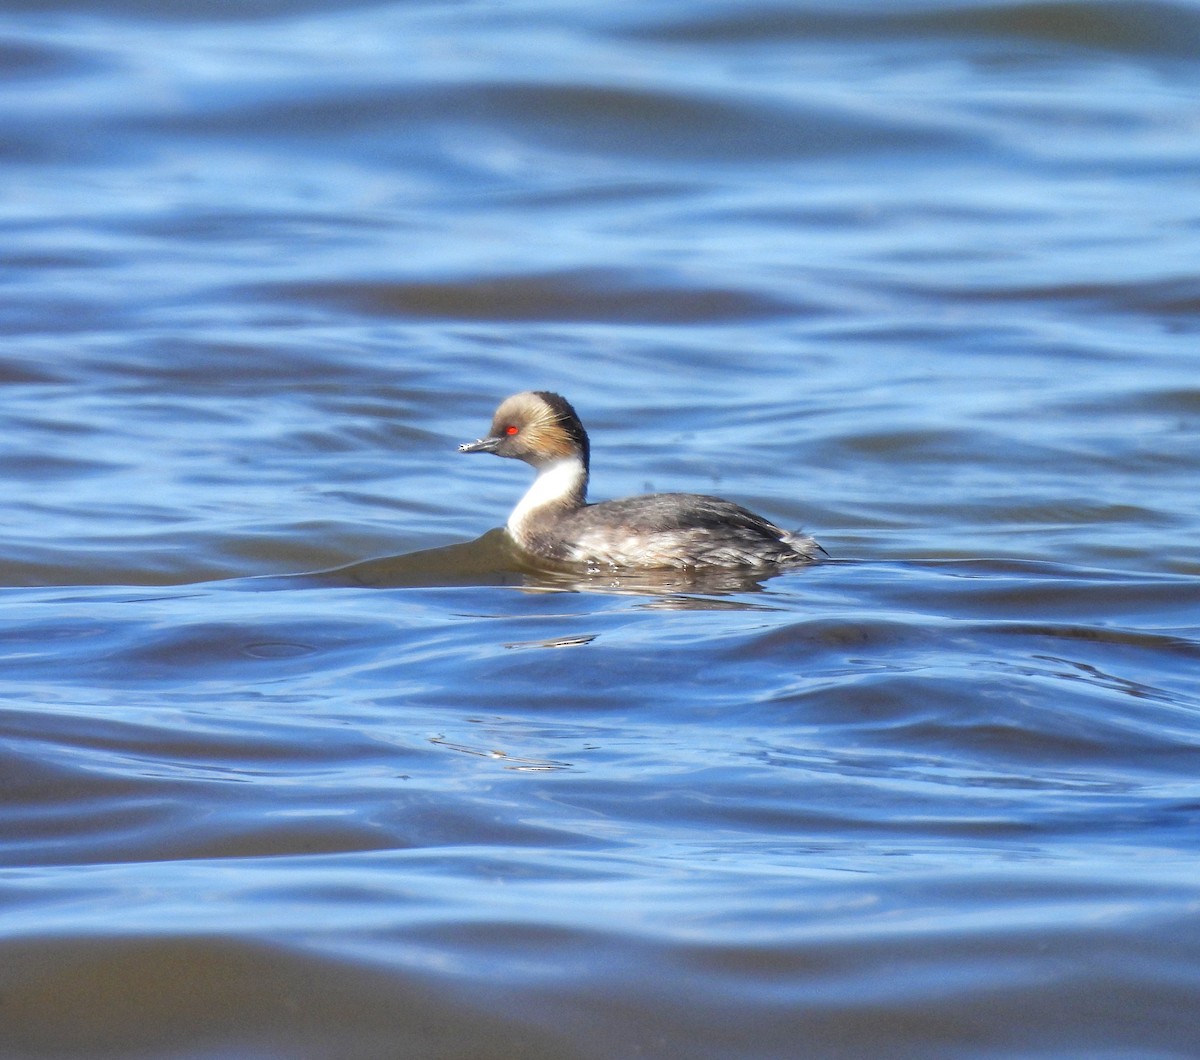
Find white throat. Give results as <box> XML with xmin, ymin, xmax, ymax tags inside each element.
<box><xmin>507</xmin><ymin>456</ymin><xmax>586</xmax><ymax>538</ymax></box>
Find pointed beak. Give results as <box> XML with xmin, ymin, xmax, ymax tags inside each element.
<box><xmin>458</xmin><ymin>436</ymin><xmax>501</xmax><ymax>454</ymax></box>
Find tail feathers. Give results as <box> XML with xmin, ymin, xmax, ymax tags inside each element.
<box><xmin>781</xmin><ymin>530</ymin><xmax>827</xmax><ymax>561</ymax></box>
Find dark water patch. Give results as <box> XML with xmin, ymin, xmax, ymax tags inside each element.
<box><xmin>0</xmin><ymin>0</ymin><xmax>352</xmax><ymax>19</ymax></box>
<box><xmin>113</xmin><ymin>619</ymin><xmax>338</xmax><ymax>675</ymax></box>
<box><xmin>0</xmin><ymin>597</ymin><xmax>405</xmax><ymax>687</ymax></box>
<box><xmin>948</xmin><ymin>0</ymin><xmax>1200</xmax><ymax>61</ymax></box>
<box><xmin>144</xmin><ymin>80</ymin><xmax>969</xmax><ymax>164</ymax></box>
<box><xmin>898</xmin><ymin>274</ymin><xmax>1200</xmax><ymax>321</ymax></box>
<box><xmin>0</xmin><ymin>752</ymin><xmax>393</xmax><ymax>867</ymax></box>
<box><xmin>0</xmin><ymin>293</ymin><xmax>133</xmax><ymax>335</ymax></box>
<box><xmin>836</xmin><ymin>560</ymin><xmax>1200</xmax><ymax>622</ymax></box>
<box><xmin>0</xmin><ymin>357</ymin><xmax>64</xmax><ymax>385</ymax></box>
<box><xmin>120</xmin><ymin>206</ymin><xmax>383</xmax><ymax>245</ymax></box>
<box><xmin>497</xmin><ymin>177</ymin><xmax>699</xmax><ymax>211</ymax></box>
<box><xmin>0</xmin><ymin>452</ymin><xmax>118</xmax><ymax>481</ymax></box>
<box><xmin>626</xmin><ymin>0</ymin><xmax>1200</xmax><ymax>63</ymax></box>
<box><xmin>4</xmin><ymin>248</ymin><xmax>117</xmax><ymax>272</ymax></box>
<box><xmin>96</xmin><ymin>337</ymin><xmax>390</xmax><ymax>386</ymax></box>
<box><xmin>971</xmin><ymin>501</ymin><xmax>1176</xmax><ymax>528</ymax></box>
<box><xmin>1</xmin><ymin>703</ymin><xmax>611</xmax><ymax>867</ymax></box>
<box><xmin>0</xmin><ymin>540</ymin><xmax>250</xmax><ymax>588</ymax></box>
<box><xmin>870</xmin><ymin>672</ymin><xmax>1200</xmax><ymax>768</ymax></box>
<box><xmin>0</xmin><ymin>32</ymin><xmax>113</xmax><ymax>81</ymax></box>
<box><xmin>837</xmin><ymin>426</ymin><xmax>1009</xmax><ymax>462</ymax></box>
<box><xmin>0</xmin><ymin>934</ymin><xmax>575</xmax><ymax>1060</ymax></box>
<box><xmin>1</xmin><ymin>700</ymin><xmax>511</xmax><ymax>865</ymax></box>
<box><xmin>0</xmin><ymin>705</ymin><xmax>389</xmax><ymax>775</ymax></box>
<box><xmin>1087</xmin><ymin>385</ymin><xmax>1200</xmax><ymax>416</ymax></box>
<box><xmin>259</xmin><ymin>269</ymin><xmax>808</xmax><ymax>324</ymax></box>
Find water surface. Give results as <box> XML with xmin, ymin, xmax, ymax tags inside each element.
<box><xmin>2</xmin><ymin>1</ymin><xmax>1199</xmax><ymax>1056</ymax></box>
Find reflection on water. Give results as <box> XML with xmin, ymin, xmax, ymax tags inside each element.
<box><xmin>306</xmin><ymin>529</ymin><xmax>529</xmax><ymax>588</ymax></box>
<box><xmin>302</xmin><ymin>527</ymin><xmax>806</xmax><ymax>600</ymax></box>
<box><xmin>429</xmin><ymin>733</ymin><xmax>576</xmax><ymax>773</ymax></box>
<box><xmin>3</xmin><ymin>0</ymin><xmax>1200</xmax><ymax>1056</ymax></box>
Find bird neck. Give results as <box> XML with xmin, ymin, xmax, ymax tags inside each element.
<box><xmin>507</xmin><ymin>455</ymin><xmax>588</xmax><ymax>538</ymax></box>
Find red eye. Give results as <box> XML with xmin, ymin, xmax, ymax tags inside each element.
<box><xmin>505</xmin><ymin>425</ymin><xmax>519</xmax><ymax>436</ymax></box>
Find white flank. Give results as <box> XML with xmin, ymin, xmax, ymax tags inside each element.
<box><xmin>507</xmin><ymin>457</ymin><xmax>587</xmax><ymax>540</ymax></box>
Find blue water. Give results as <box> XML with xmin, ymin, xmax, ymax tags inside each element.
<box><xmin>2</xmin><ymin>1</ymin><xmax>1200</xmax><ymax>1056</ymax></box>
